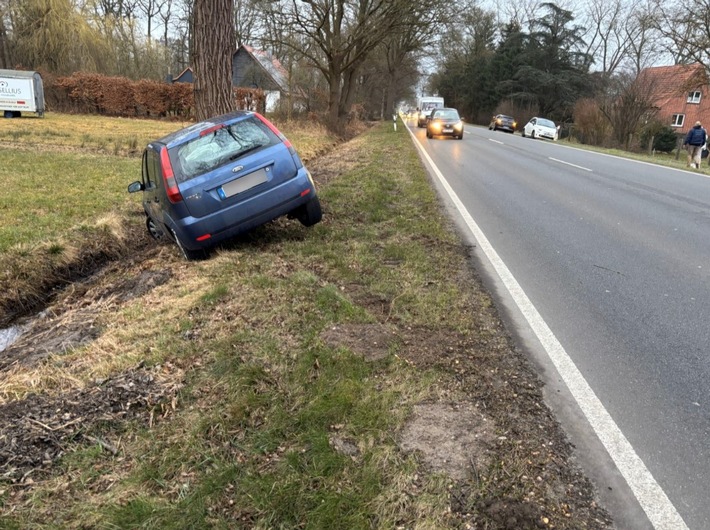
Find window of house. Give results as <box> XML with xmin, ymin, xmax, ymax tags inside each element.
<box><xmin>687</xmin><ymin>91</ymin><xmax>702</xmax><ymax>104</ymax></box>
<box><xmin>671</xmin><ymin>114</ymin><xmax>685</xmax><ymax>127</ymax></box>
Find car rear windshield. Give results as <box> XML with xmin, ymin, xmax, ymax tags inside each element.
<box><xmin>172</xmin><ymin>116</ymin><xmax>280</xmax><ymax>183</ymax></box>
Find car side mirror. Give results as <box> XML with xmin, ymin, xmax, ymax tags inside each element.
<box><xmin>128</xmin><ymin>181</ymin><xmax>144</xmax><ymax>193</ymax></box>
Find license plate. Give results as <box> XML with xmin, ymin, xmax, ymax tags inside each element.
<box><xmin>218</xmin><ymin>168</ymin><xmax>268</xmax><ymax>199</ymax></box>
<box><xmin>444</xmin><ymin>127</ymin><xmax>453</xmax><ymax>131</ymax></box>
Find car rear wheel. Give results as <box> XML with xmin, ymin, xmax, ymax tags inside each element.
<box><xmin>171</xmin><ymin>229</ymin><xmax>207</xmax><ymax>261</ymax></box>
<box><xmin>293</xmin><ymin>196</ymin><xmax>322</xmax><ymax>227</ymax></box>
<box><xmin>531</xmin><ymin>129</ymin><xmax>537</xmax><ymax>139</ymax></box>
<box><xmin>146</xmin><ymin>216</ymin><xmax>165</xmax><ymax>241</ymax></box>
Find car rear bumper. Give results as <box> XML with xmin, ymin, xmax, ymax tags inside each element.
<box><xmin>166</xmin><ymin>168</ymin><xmax>316</xmax><ymax>250</ymax></box>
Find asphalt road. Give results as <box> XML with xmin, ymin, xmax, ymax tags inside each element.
<box><xmin>407</xmin><ymin>119</ymin><xmax>710</xmax><ymax>530</ymax></box>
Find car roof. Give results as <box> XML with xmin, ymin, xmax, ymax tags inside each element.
<box><xmin>152</xmin><ymin>110</ymin><xmax>255</xmax><ymax>149</ymax></box>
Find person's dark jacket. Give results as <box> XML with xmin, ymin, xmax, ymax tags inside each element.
<box><xmin>685</xmin><ymin>125</ymin><xmax>707</xmax><ymax>146</ymax></box>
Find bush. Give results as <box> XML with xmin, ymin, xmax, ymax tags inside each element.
<box><xmin>44</xmin><ymin>72</ymin><xmax>266</xmax><ymax>119</ymax></box>
<box><xmin>572</xmin><ymin>98</ymin><xmax>610</xmax><ymax>146</ymax></box>
<box><xmin>640</xmin><ymin>122</ymin><xmax>679</xmax><ymax>152</ymax></box>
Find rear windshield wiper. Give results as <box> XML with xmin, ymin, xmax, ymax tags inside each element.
<box><xmin>228</xmin><ymin>144</ymin><xmax>263</xmax><ymax>161</ymax></box>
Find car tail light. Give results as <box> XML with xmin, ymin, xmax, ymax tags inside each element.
<box><xmin>254</xmin><ymin>112</ymin><xmax>293</xmax><ymax>151</ymax></box>
<box><xmin>160</xmin><ymin>147</ymin><xmax>183</xmax><ymax>204</ymax></box>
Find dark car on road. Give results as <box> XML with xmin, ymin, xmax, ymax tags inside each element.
<box><xmin>426</xmin><ymin>108</ymin><xmax>464</xmax><ymax>140</ymax></box>
<box><xmin>489</xmin><ymin>114</ymin><xmax>517</xmax><ymax>133</ymax></box>
<box><xmin>128</xmin><ymin>110</ymin><xmax>322</xmax><ymax>260</ymax></box>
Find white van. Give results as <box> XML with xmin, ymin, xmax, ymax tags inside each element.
<box><xmin>416</xmin><ymin>96</ymin><xmax>444</xmax><ymax>127</ymax></box>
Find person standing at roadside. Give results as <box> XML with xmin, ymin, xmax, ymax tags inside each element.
<box><xmin>683</xmin><ymin>121</ymin><xmax>707</xmax><ymax>168</ymax></box>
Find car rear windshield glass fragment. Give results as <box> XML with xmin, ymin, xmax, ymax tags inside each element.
<box><xmin>173</xmin><ymin>117</ymin><xmax>279</xmax><ymax>183</ymax></box>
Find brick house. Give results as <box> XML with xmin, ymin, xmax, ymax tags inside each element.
<box><xmin>638</xmin><ymin>63</ymin><xmax>710</xmax><ymax>135</ymax></box>
<box><xmin>166</xmin><ymin>44</ymin><xmax>294</xmax><ymax>112</ymax></box>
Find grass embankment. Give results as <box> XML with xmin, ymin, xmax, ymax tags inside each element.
<box><xmin>1</xmin><ymin>114</ymin><xmax>459</xmax><ymax>528</ymax></box>
<box><xmin>0</xmin><ymin>113</ymin><xmax>336</xmax><ymax>322</ymax></box>
<box><xmin>0</xmin><ymin>114</ymin><xmax>609</xmax><ymax>529</ymax></box>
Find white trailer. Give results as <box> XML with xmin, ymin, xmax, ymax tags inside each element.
<box><xmin>0</xmin><ymin>69</ymin><xmax>45</xmax><ymax>118</ymax></box>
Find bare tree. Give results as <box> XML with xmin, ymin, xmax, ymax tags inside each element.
<box><xmin>580</xmin><ymin>0</ymin><xmax>629</xmax><ymax>75</ymax></box>
<box><xmin>167</xmin><ymin>0</ymin><xmax>192</xmax><ymax>73</ymax></box>
<box><xmin>599</xmin><ymin>70</ymin><xmax>658</xmax><ymax>148</ymax></box>
<box><xmin>234</xmin><ymin>0</ymin><xmax>263</xmax><ymax>47</ymax></box>
<box><xmin>0</xmin><ymin>0</ymin><xmax>12</xmax><ymax>68</ymax></box>
<box><xmin>654</xmin><ymin>0</ymin><xmax>710</xmax><ymax>66</ymax></box>
<box><xmin>193</xmin><ymin>0</ymin><xmax>235</xmax><ymax>120</ymax></box>
<box><xmin>156</xmin><ymin>0</ymin><xmax>172</xmax><ymax>45</ymax></box>
<box><xmin>625</xmin><ymin>0</ymin><xmax>662</xmax><ymax>74</ymax></box>
<box><xmin>137</xmin><ymin>0</ymin><xmax>163</xmax><ymax>42</ymax></box>
<box><xmin>272</xmin><ymin>0</ymin><xmax>426</xmax><ymax>132</ymax></box>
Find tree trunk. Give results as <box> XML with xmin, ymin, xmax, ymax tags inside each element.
<box><xmin>0</xmin><ymin>14</ymin><xmax>10</xmax><ymax>69</ymax></box>
<box><xmin>326</xmin><ymin>64</ymin><xmax>342</xmax><ymax>133</ymax></box>
<box><xmin>193</xmin><ymin>0</ymin><xmax>235</xmax><ymax>121</ymax></box>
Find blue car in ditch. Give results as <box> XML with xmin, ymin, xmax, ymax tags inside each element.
<box><xmin>128</xmin><ymin>110</ymin><xmax>322</xmax><ymax>260</ymax></box>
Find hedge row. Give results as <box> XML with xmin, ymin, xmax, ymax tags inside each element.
<box><xmin>43</xmin><ymin>72</ymin><xmax>266</xmax><ymax>118</ymax></box>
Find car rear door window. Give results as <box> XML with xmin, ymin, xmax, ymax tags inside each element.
<box><xmin>172</xmin><ymin>117</ymin><xmax>280</xmax><ymax>183</ymax></box>
<box><xmin>143</xmin><ymin>148</ymin><xmax>159</xmax><ymax>189</ymax></box>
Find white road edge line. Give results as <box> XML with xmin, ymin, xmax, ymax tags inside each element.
<box><xmin>406</xmin><ymin>125</ymin><xmax>688</xmax><ymax>530</ymax></box>
<box><xmin>549</xmin><ymin>157</ymin><xmax>593</xmax><ymax>172</ymax></box>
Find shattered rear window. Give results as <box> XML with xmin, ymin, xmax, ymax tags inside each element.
<box><xmin>172</xmin><ymin>117</ymin><xmax>280</xmax><ymax>183</ymax></box>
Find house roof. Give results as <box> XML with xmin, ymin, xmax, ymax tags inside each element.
<box><xmin>240</xmin><ymin>45</ymin><xmax>290</xmax><ymax>93</ymax></box>
<box><xmin>172</xmin><ymin>67</ymin><xmax>193</xmax><ymax>83</ymax></box>
<box><xmin>639</xmin><ymin>63</ymin><xmax>710</xmax><ymax>133</ymax></box>
<box><xmin>167</xmin><ymin>47</ymin><xmax>290</xmax><ymax>93</ymax></box>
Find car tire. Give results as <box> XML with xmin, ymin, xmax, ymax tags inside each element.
<box><xmin>294</xmin><ymin>196</ymin><xmax>322</xmax><ymax>227</ymax></box>
<box><xmin>521</xmin><ymin>130</ymin><xmax>526</xmax><ymax>137</ymax></box>
<box><xmin>171</xmin><ymin>229</ymin><xmax>207</xmax><ymax>261</ymax></box>
<box><xmin>531</xmin><ymin>129</ymin><xmax>536</xmax><ymax>139</ymax></box>
<box><xmin>457</xmin><ymin>133</ymin><xmax>463</xmax><ymax>140</ymax></box>
<box><xmin>426</xmin><ymin>129</ymin><xmax>431</xmax><ymax>138</ymax></box>
<box><xmin>146</xmin><ymin>216</ymin><xmax>165</xmax><ymax>241</ymax></box>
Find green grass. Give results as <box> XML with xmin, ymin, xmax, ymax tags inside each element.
<box><xmin>0</xmin><ymin>120</ymin><xmax>461</xmax><ymax>528</ymax></box>
<box><xmin>0</xmin><ymin>113</ymin><xmax>334</xmax><ymax>253</ymax></box>
<box><xmin>0</xmin><ymin>150</ymin><xmax>139</xmax><ymax>252</ymax></box>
